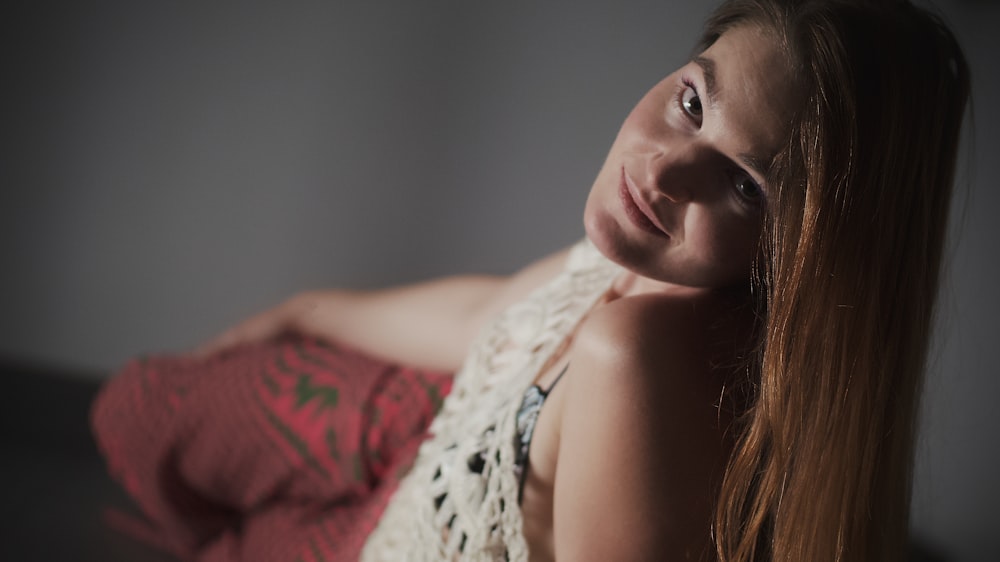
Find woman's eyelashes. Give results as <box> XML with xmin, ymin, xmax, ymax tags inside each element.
<box><xmin>730</xmin><ymin>171</ymin><xmax>766</xmax><ymax>208</ymax></box>
<box><xmin>678</xmin><ymin>80</ymin><xmax>703</xmax><ymax>124</ymax></box>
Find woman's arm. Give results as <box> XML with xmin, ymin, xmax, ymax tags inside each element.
<box><xmin>553</xmin><ymin>294</ymin><xmax>733</xmax><ymax>561</ymax></box>
<box><xmin>197</xmin><ymin>246</ymin><xmax>573</xmax><ymax>372</ymax></box>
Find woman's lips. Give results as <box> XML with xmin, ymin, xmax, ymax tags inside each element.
<box><xmin>619</xmin><ymin>168</ymin><xmax>669</xmax><ymax>238</ymax></box>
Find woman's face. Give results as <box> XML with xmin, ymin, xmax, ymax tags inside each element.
<box><xmin>584</xmin><ymin>24</ymin><xmax>798</xmax><ymax>289</ymax></box>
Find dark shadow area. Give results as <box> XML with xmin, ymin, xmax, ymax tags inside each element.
<box><xmin>909</xmin><ymin>540</ymin><xmax>951</xmax><ymax>562</ymax></box>
<box><xmin>0</xmin><ymin>358</ymin><xmax>176</xmax><ymax>562</ymax></box>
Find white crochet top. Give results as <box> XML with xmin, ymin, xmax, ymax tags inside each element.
<box><xmin>361</xmin><ymin>238</ymin><xmax>623</xmax><ymax>561</ymax></box>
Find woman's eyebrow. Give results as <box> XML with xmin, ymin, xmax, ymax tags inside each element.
<box><xmin>693</xmin><ymin>55</ymin><xmax>719</xmax><ymax>109</ymax></box>
<box><xmin>739</xmin><ymin>153</ymin><xmax>770</xmax><ymax>184</ymax></box>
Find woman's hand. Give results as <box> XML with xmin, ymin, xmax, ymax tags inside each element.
<box><xmin>194</xmin><ymin>292</ymin><xmax>318</xmax><ymax>358</ymax></box>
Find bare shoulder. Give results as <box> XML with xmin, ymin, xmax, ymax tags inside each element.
<box><xmin>571</xmin><ymin>290</ymin><xmax>743</xmax><ymax>449</ymax></box>
<box><xmin>577</xmin><ymin>291</ymin><xmax>723</xmax><ymax>369</ymax></box>
<box><xmin>553</xmin><ymin>292</ymin><xmax>743</xmax><ymax>561</ymax></box>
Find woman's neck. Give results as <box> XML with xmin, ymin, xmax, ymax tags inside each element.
<box><xmin>611</xmin><ymin>271</ymin><xmax>719</xmax><ymax>300</ymax></box>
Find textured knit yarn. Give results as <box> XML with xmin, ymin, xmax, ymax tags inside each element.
<box><xmin>361</xmin><ymin>238</ymin><xmax>622</xmax><ymax>561</ymax></box>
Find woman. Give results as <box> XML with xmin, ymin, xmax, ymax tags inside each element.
<box><xmin>92</xmin><ymin>0</ymin><xmax>970</xmax><ymax>560</ymax></box>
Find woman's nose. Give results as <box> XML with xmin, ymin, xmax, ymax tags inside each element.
<box><xmin>647</xmin><ymin>146</ymin><xmax>705</xmax><ymax>203</ymax></box>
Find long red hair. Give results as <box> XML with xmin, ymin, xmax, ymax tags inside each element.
<box><xmin>698</xmin><ymin>2</ymin><xmax>971</xmax><ymax>560</ymax></box>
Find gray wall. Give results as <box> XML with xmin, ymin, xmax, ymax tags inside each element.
<box><xmin>1</xmin><ymin>1</ymin><xmax>996</xmax><ymax>559</ymax></box>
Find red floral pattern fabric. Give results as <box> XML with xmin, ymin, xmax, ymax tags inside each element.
<box><xmin>91</xmin><ymin>336</ymin><xmax>451</xmax><ymax>561</ymax></box>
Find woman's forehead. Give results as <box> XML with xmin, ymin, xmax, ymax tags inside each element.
<box><xmin>696</xmin><ymin>25</ymin><xmax>798</xmax><ymax>167</ymax></box>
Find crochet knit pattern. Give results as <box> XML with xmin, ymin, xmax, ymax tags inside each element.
<box><xmin>362</xmin><ymin>238</ymin><xmax>622</xmax><ymax>561</ymax></box>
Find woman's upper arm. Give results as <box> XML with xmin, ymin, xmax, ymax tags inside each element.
<box><xmin>467</xmin><ymin>245</ymin><xmax>573</xmax><ymax>333</ymax></box>
<box><xmin>553</xmin><ymin>298</ymin><xmax>729</xmax><ymax>561</ymax></box>
<box><xmin>392</xmin><ymin>247</ymin><xmax>573</xmax><ymax>370</ymax></box>
<box><xmin>274</xmin><ymin>245</ymin><xmax>572</xmax><ymax>371</ymax></box>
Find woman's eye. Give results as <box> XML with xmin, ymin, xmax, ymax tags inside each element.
<box><xmin>681</xmin><ymin>86</ymin><xmax>703</xmax><ymax>120</ymax></box>
<box><xmin>734</xmin><ymin>174</ymin><xmax>764</xmax><ymax>203</ymax></box>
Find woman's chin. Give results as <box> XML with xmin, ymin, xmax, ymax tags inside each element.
<box><xmin>583</xmin><ymin>207</ymin><xmax>624</xmax><ymax>261</ymax></box>
<box><xmin>585</xmin><ymin>212</ymin><xmax>657</xmax><ymax>279</ymax></box>
<box><xmin>585</xmin><ymin>214</ymin><xmax>727</xmax><ymax>290</ymax></box>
